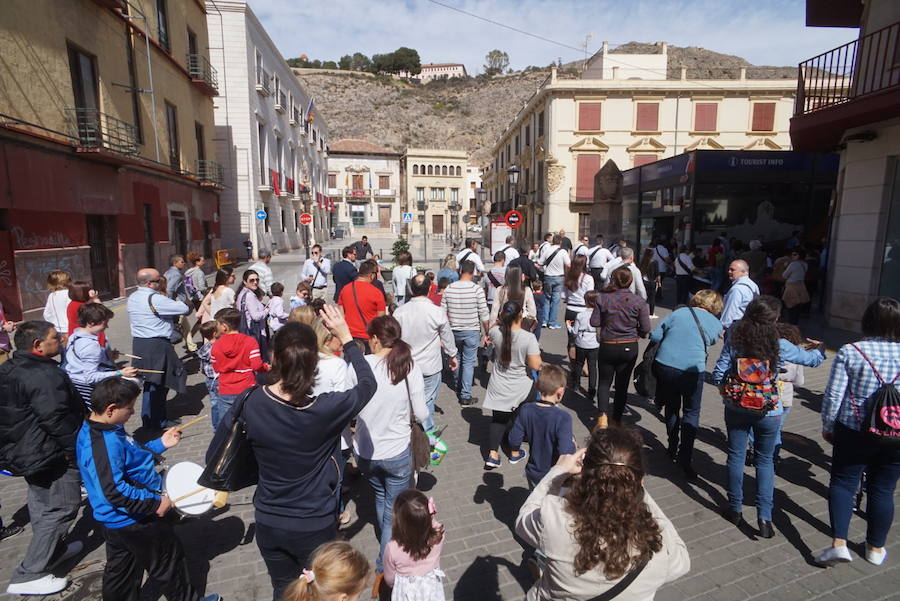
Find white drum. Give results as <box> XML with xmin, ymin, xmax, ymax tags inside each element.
<box><xmin>164</xmin><ymin>461</ymin><xmax>214</xmax><ymax>517</ymax></box>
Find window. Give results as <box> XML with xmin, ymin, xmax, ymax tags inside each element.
<box><xmin>578</xmin><ymin>103</ymin><xmax>602</xmax><ymax>131</ymax></box>
<box><xmin>514</xmin><ymin>135</ymin><xmax>519</xmax><ymax>155</ymax></box>
<box><xmin>379</xmin><ymin>175</ymin><xmax>390</xmax><ymax>189</ymax></box>
<box><xmin>143</xmin><ymin>204</ymin><xmax>154</xmax><ymax>267</ymax></box>
<box><xmin>275</xmin><ymin>135</ymin><xmax>283</xmax><ymax>187</ymax></box>
<box><xmin>68</xmin><ymin>46</ymin><xmax>99</xmax><ymax>111</ymax></box>
<box><xmin>274</xmin><ymin>76</ymin><xmax>280</xmax><ymax>99</ymax></box>
<box><xmin>456</xmin><ymin>166</ymin><xmax>462</xmax><ymax>176</ymax></box>
<box><xmin>634</xmin><ymin>154</ymin><xmax>657</xmax><ymax>167</ymax></box>
<box><xmin>419</xmin><ymin>164</ymin><xmax>425</xmax><ymax>174</ymax></box>
<box><xmin>537</xmin><ymin>110</ymin><xmax>545</xmax><ymax>138</ymax></box>
<box><xmin>156</xmin><ymin>0</ymin><xmax>170</xmax><ymax>51</ymax></box>
<box><xmin>635</xmin><ymin>103</ymin><xmax>659</xmax><ymax>131</ymax></box>
<box><xmin>194</xmin><ymin>122</ymin><xmax>205</xmax><ymax>163</ymax></box>
<box><xmin>431</xmin><ymin>187</ymin><xmax>444</xmax><ymax>200</ymax></box>
<box><xmin>187</xmin><ymin>29</ymin><xmax>198</xmax><ymax>56</ymax></box>
<box><xmin>427</xmin><ymin>165</ymin><xmax>433</xmax><ymax>175</ymax></box>
<box><xmin>416</xmin><ymin>187</ymin><xmax>425</xmax><ymax>201</ymax></box>
<box><xmin>694</xmin><ymin>103</ymin><xmax>718</xmax><ymax>132</ymax></box>
<box><xmin>257</xmin><ymin>122</ymin><xmax>266</xmax><ymax>184</ymax></box>
<box><xmin>165</xmin><ymin>102</ymin><xmax>179</xmax><ymax>170</ymax></box>
<box><xmin>281</xmin><ymin>209</ymin><xmax>286</xmax><ymax>232</ymax></box>
<box><xmin>525</xmin><ymin>125</ymin><xmax>531</xmax><ymax>146</ymax></box>
<box><xmin>451</xmin><ymin>188</ymin><xmax>458</xmax><ymax>202</ymax></box>
<box><xmin>328</xmin><ymin>173</ymin><xmax>337</xmax><ymax>188</ymax></box>
<box><xmin>441</xmin><ymin>165</ymin><xmax>448</xmax><ymax>176</ymax></box>
<box><xmin>751</xmin><ymin>102</ymin><xmax>776</xmax><ymax>132</ymax></box>
<box><xmin>574</xmin><ymin>154</ymin><xmax>602</xmax><ymax>202</ymax></box>
<box><xmin>352</xmin><ymin>174</ymin><xmax>364</xmax><ymax>190</ymax></box>
<box><xmin>413</xmin><ymin>164</ymin><xmax>419</xmax><ymax>175</ymax></box>
<box><xmin>255</xmin><ymin>50</ymin><xmax>263</xmax><ymax>85</ymax></box>
<box><xmin>289</xmin><ymin>147</ymin><xmax>296</xmax><ymax>186</ymax></box>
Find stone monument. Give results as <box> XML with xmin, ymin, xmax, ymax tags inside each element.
<box><xmin>590</xmin><ymin>159</ymin><xmax>624</xmax><ymax>240</ymax></box>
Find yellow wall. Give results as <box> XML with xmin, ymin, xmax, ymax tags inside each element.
<box><xmin>403</xmin><ymin>148</ymin><xmax>469</xmax><ymax>236</ymax></box>
<box><xmin>0</xmin><ymin>0</ymin><xmax>216</xmax><ymax>173</ymax></box>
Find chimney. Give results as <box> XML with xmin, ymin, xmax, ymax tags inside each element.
<box><xmin>661</xmin><ymin>42</ymin><xmax>668</xmax><ymax>55</ymax></box>
<box><xmin>551</xmin><ymin>66</ymin><xmax>558</xmax><ymax>82</ymax></box>
<box><xmin>680</xmin><ymin>66</ymin><xmax>687</xmax><ymax>81</ymax></box>
<box><xmin>739</xmin><ymin>67</ymin><xmax>747</xmax><ymax>81</ymax></box>
<box><xmin>612</xmin><ymin>66</ymin><xmax>619</xmax><ymax>80</ymax></box>
<box><xmin>602</xmin><ymin>41</ymin><xmax>609</xmax><ymax>55</ymax></box>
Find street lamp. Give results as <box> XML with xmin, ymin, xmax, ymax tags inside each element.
<box><xmin>448</xmin><ymin>197</ymin><xmax>462</xmax><ymax>250</ymax></box>
<box><xmin>475</xmin><ymin>187</ymin><xmax>488</xmax><ymax>261</ymax></box>
<box><xmin>506</xmin><ymin>165</ymin><xmax>520</xmax><ymax>214</ymax></box>
<box><xmin>299</xmin><ymin>188</ymin><xmax>311</xmax><ymax>259</ymax></box>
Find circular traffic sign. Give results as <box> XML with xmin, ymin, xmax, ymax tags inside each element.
<box><xmin>505</xmin><ymin>210</ymin><xmax>523</xmax><ymax>228</ymax></box>
<box><xmin>299</xmin><ymin>213</ymin><xmax>313</xmax><ymax>225</ymax></box>
<box><xmin>255</xmin><ymin>209</ymin><xmax>267</xmax><ymax>221</ymax></box>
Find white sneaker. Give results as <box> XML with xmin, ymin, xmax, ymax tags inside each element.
<box><xmin>48</xmin><ymin>540</ymin><xmax>83</xmax><ymax>569</ymax></box>
<box><xmin>650</xmin><ymin>314</ymin><xmax>659</xmax><ymax>319</ymax></box>
<box><xmin>814</xmin><ymin>545</ymin><xmax>852</xmax><ymax>567</ymax></box>
<box><xmin>865</xmin><ymin>546</ymin><xmax>887</xmax><ymax>566</ymax></box>
<box><xmin>6</xmin><ymin>574</ymin><xmax>68</xmax><ymax>595</ymax></box>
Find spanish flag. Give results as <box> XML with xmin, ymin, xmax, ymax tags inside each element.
<box><xmin>306</xmin><ymin>97</ymin><xmax>315</xmax><ymax>124</ymax></box>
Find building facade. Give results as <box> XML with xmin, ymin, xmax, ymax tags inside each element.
<box><xmin>400</xmin><ymin>63</ymin><xmax>468</xmax><ymax>82</ymax></box>
<box><xmin>402</xmin><ymin>149</ymin><xmax>470</xmax><ymax>240</ymax></box>
<box><xmin>465</xmin><ymin>166</ymin><xmax>483</xmax><ymax>219</ymax></box>
<box><xmin>791</xmin><ymin>0</ymin><xmax>900</xmax><ymax>330</ymax></box>
<box><xmin>0</xmin><ymin>0</ymin><xmax>223</xmax><ymax>317</ymax></box>
<box><xmin>207</xmin><ymin>1</ymin><xmax>329</xmax><ymax>258</ymax></box>
<box><xmin>483</xmin><ymin>42</ymin><xmax>797</xmax><ymax>244</ymax></box>
<box><xmin>326</xmin><ymin>139</ymin><xmax>402</xmax><ymax>237</ymax></box>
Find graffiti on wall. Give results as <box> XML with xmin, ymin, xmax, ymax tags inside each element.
<box><xmin>15</xmin><ymin>250</ymin><xmax>89</xmax><ymax>311</ymax></box>
<box><xmin>11</xmin><ymin>226</ymin><xmax>75</xmax><ymax>250</ymax></box>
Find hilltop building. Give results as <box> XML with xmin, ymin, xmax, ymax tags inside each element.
<box><xmin>400</xmin><ymin>63</ymin><xmax>468</xmax><ymax>82</ymax></box>
<box><xmin>402</xmin><ymin>149</ymin><xmax>470</xmax><ymax>240</ymax></box>
<box><xmin>0</xmin><ymin>0</ymin><xmax>222</xmax><ymax>317</ymax></box>
<box><xmin>483</xmin><ymin>41</ymin><xmax>797</xmax><ymax>243</ymax></box>
<box><xmin>207</xmin><ymin>0</ymin><xmax>329</xmax><ymax>257</ymax></box>
<box><xmin>326</xmin><ymin>139</ymin><xmax>402</xmax><ymax>237</ymax></box>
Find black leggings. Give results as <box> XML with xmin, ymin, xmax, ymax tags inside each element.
<box><xmin>488</xmin><ymin>410</ymin><xmax>513</xmax><ymax>453</ymax></box>
<box><xmin>644</xmin><ymin>280</ymin><xmax>656</xmax><ymax>315</ymax></box>
<box><xmin>596</xmin><ymin>342</ymin><xmax>639</xmax><ymax>421</ymax></box>
<box><xmin>572</xmin><ymin>347</ymin><xmax>599</xmax><ymax>393</ymax></box>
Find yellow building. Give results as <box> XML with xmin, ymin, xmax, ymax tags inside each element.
<box><xmin>0</xmin><ymin>0</ymin><xmax>223</xmax><ymax>315</ymax></box>
<box><xmin>402</xmin><ymin>148</ymin><xmax>469</xmax><ymax>241</ymax></box>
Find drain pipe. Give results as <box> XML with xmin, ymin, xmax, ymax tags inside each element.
<box><xmin>123</xmin><ymin>3</ymin><xmax>161</xmax><ymax>163</ymax></box>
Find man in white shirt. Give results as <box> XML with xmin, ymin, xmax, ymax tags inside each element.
<box><xmin>395</xmin><ymin>274</ymin><xmax>458</xmax><ymax>434</ymax></box>
<box><xmin>587</xmin><ymin>234</ymin><xmax>614</xmax><ymax>291</ymax></box>
<box><xmin>601</xmin><ymin>247</ymin><xmax>647</xmax><ymax>299</ymax></box>
<box><xmin>300</xmin><ymin>244</ymin><xmax>332</xmax><ymax>300</ymax></box>
<box><xmin>500</xmin><ymin>235</ymin><xmax>520</xmax><ymax>265</ymax></box>
<box><xmin>720</xmin><ymin>260</ymin><xmax>759</xmax><ymax>329</ymax></box>
<box><xmin>651</xmin><ymin>240</ymin><xmax>672</xmax><ymax>276</ymax></box>
<box><xmin>248</xmin><ymin>249</ymin><xmax>274</xmax><ymax>296</ymax></box>
<box><xmin>456</xmin><ymin>238</ymin><xmax>485</xmax><ymax>276</ymax></box>
<box><xmin>538</xmin><ymin>234</ymin><xmax>571</xmax><ymax>328</ymax></box>
<box><xmin>574</xmin><ymin>235</ymin><xmax>591</xmax><ymax>258</ymax></box>
<box><xmin>673</xmin><ymin>246</ymin><xmax>696</xmax><ymax>306</ymax></box>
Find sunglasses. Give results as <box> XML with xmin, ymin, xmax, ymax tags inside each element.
<box><xmin>247</xmin><ymin>278</ymin><xmax>259</xmax><ymax>283</ymax></box>
<box><xmin>149</xmin><ymin>278</ymin><xmax>162</xmax><ymax>283</ymax></box>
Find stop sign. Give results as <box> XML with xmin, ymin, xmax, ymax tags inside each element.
<box><xmin>299</xmin><ymin>213</ymin><xmax>313</xmax><ymax>225</ymax></box>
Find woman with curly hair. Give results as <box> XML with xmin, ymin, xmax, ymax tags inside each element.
<box><xmin>515</xmin><ymin>427</ymin><xmax>690</xmax><ymax>600</ymax></box>
<box><xmin>712</xmin><ymin>295</ymin><xmax>826</xmax><ymax>538</ymax></box>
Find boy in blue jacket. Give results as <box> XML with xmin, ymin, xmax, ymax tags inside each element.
<box><xmin>75</xmin><ymin>377</ymin><xmax>220</xmax><ymax>601</ymax></box>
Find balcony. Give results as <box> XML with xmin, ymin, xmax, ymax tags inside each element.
<box><xmin>327</xmin><ymin>187</ymin><xmax>342</xmax><ymax>195</ymax></box>
<box><xmin>65</xmin><ymin>108</ymin><xmax>138</xmax><ymax>157</ymax></box>
<box><xmin>791</xmin><ymin>21</ymin><xmax>900</xmax><ymax>150</ymax></box>
<box><xmin>275</xmin><ymin>91</ymin><xmax>287</xmax><ymax>113</ymax></box>
<box><xmin>375</xmin><ymin>188</ymin><xmax>396</xmax><ymax>197</ymax></box>
<box><xmin>197</xmin><ymin>160</ymin><xmax>224</xmax><ymax>187</ymax></box>
<box><xmin>569</xmin><ymin>187</ymin><xmax>594</xmax><ymax>204</ymax></box>
<box><xmin>187</xmin><ymin>54</ymin><xmax>219</xmax><ymax>96</ymax></box>
<box><xmin>255</xmin><ymin>69</ymin><xmax>272</xmax><ymax>96</ymax></box>
<box><xmin>290</xmin><ymin>107</ymin><xmax>301</xmax><ymax>126</ymax></box>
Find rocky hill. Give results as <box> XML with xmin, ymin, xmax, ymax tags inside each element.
<box><xmin>294</xmin><ymin>42</ymin><xmax>797</xmax><ymax>166</ymax></box>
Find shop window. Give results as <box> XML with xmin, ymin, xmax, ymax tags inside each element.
<box><xmin>751</xmin><ymin>102</ymin><xmax>776</xmax><ymax>132</ymax></box>
<box><xmin>578</xmin><ymin>103</ymin><xmax>602</xmax><ymax>131</ymax></box>
<box><xmin>694</xmin><ymin>103</ymin><xmax>718</xmax><ymax>132</ymax></box>
<box><xmin>635</xmin><ymin>103</ymin><xmax>659</xmax><ymax>132</ymax></box>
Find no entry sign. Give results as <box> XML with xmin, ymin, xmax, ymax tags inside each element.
<box><xmin>299</xmin><ymin>213</ymin><xmax>313</xmax><ymax>225</ymax></box>
<box><xmin>505</xmin><ymin>210</ymin><xmax>523</xmax><ymax>228</ymax></box>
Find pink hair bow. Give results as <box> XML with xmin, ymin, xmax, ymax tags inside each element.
<box><xmin>301</xmin><ymin>568</ymin><xmax>315</xmax><ymax>583</ymax></box>
<box><xmin>427</xmin><ymin>497</ymin><xmax>437</xmax><ymax>515</ymax></box>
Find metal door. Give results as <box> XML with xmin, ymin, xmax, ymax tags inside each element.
<box><xmin>378</xmin><ymin>206</ymin><xmax>391</xmax><ymax>228</ymax></box>
<box><xmin>86</xmin><ymin>215</ymin><xmax>119</xmax><ymax>299</ymax></box>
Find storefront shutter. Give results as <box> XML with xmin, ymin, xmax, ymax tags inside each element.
<box><xmin>578</xmin><ymin>103</ymin><xmax>602</xmax><ymax>131</ymax></box>
<box><xmin>751</xmin><ymin>102</ymin><xmax>776</xmax><ymax>131</ymax></box>
<box><xmin>636</xmin><ymin>103</ymin><xmax>659</xmax><ymax>131</ymax></box>
<box><xmin>694</xmin><ymin>103</ymin><xmax>718</xmax><ymax>132</ymax></box>
<box><xmin>575</xmin><ymin>154</ymin><xmax>602</xmax><ymax>202</ymax></box>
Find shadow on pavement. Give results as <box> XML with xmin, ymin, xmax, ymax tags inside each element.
<box><xmin>452</xmin><ymin>554</ymin><xmax>531</xmax><ymax>601</ymax></box>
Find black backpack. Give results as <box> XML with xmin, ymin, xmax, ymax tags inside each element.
<box><xmin>850</xmin><ymin>343</ymin><xmax>900</xmax><ymax>446</ymax></box>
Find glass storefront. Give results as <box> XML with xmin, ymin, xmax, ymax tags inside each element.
<box><xmin>878</xmin><ymin>159</ymin><xmax>900</xmax><ymax>300</ymax></box>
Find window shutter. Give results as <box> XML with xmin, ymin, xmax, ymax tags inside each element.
<box><xmin>751</xmin><ymin>102</ymin><xmax>776</xmax><ymax>131</ymax></box>
<box><xmin>636</xmin><ymin>103</ymin><xmax>659</xmax><ymax>131</ymax></box>
<box><xmin>578</xmin><ymin>103</ymin><xmax>602</xmax><ymax>131</ymax></box>
<box><xmin>633</xmin><ymin>154</ymin><xmax>657</xmax><ymax>167</ymax></box>
<box><xmin>694</xmin><ymin>103</ymin><xmax>717</xmax><ymax>132</ymax></box>
<box><xmin>575</xmin><ymin>154</ymin><xmax>602</xmax><ymax>202</ymax></box>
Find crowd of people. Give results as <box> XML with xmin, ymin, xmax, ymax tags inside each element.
<box><xmin>0</xmin><ymin>228</ymin><xmax>896</xmax><ymax>601</ymax></box>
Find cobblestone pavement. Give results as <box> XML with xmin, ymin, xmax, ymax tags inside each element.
<box><xmin>0</xmin><ymin>250</ymin><xmax>897</xmax><ymax>600</ymax></box>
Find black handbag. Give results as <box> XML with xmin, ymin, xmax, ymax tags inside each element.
<box><xmin>199</xmin><ymin>386</ymin><xmax>259</xmax><ymax>491</ymax></box>
<box><xmin>405</xmin><ymin>379</ymin><xmax>431</xmax><ymax>471</ymax></box>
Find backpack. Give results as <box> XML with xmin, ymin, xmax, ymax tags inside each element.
<box><xmin>184</xmin><ymin>269</ymin><xmax>201</xmax><ymax>302</ymax></box>
<box><xmin>723</xmin><ymin>356</ymin><xmax>779</xmax><ymax>416</ymax></box>
<box><xmin>849</xmin><ymin>344</ymin><xmax>900</xmax><ymax>446</ymax></box>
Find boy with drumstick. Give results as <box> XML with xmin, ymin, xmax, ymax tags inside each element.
<box><xmin>75</xmin><ymin>377</ymin><xmax>221</xmax><ymax>601</ymax></box>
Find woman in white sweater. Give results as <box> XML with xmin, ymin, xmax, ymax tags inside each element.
<box><xmin>42</xmin><ymin>269</ymin><xmax>72</xmax><ymax>334</ymax></box>
<box><xmin>353</xmin><ymin>315</ymin><xmax>427</xmax><ymax>574</ymax></box>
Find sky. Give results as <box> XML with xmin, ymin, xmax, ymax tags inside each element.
<box><xmin>246</xmin><ymin>0</ymin><xmax>859</xmax><ymax>74</ymax></box>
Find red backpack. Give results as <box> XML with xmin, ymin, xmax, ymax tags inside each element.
<box><xmin>723</xmin><ymin>356</ymin><xmax>779</xmax><ymax>416</ymax></box>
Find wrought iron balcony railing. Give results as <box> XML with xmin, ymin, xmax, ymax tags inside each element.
<box><xmin>65</xmin><ymin>108</ymin><xmax>138</xmax><ymax>155</ymax></box>
<box><xmin>256</xmin><ymin>68</ymin><xmax>272</xmax><ymax>95</ymax></box>
<box><xmin>187</xmin><ymin>54</ymin><xmax>219</xmax><ymax>95</ymax></box>
<box><xmin>197</xmin><ymin>159</ymin><xmax>224</xmax><ymax>186</ymax></box>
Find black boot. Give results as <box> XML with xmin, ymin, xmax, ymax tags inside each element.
<box><xmin>757</xmin><ymin>518</ymin><xmax>775</xmax><ymax>539</ymax></box>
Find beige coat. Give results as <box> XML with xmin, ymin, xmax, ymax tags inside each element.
<box><xmin>515</xmin><ymin>466</ymin><xmax>690</xmax><ymax>601</ymax></box>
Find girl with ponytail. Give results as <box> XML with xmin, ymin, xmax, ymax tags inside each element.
<box><xmin>482</xmin><ymin>300</ymin><xmax>543</xmax><ymax>469</ymax></box>
<box><xmin>283</xmin><ymin>542</ymin><xmax>370</xmax><ymax>601</ymax></box>
<box><xmin>353</xmin><ymin>315</ymin><xmax>428</xmax><ymax>575</ymax></box>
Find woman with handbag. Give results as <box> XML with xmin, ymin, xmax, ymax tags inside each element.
<box><xmin>208</xmin><ymin>305</ymin><xmax>377</xmax><ymax>601</ymax></box>
<box><xmin>353</xmin><ymin>315</ymin><xmax>428</xmax><ymax>576</ymax></box>
<box><xmin>815</xmin><ymin>297</ymin><xmax>900</xmax><ymax>567</ymax></box>
<box><xmin>515</xmin><ymin>427</ymin><xmax>691</xmax><ymax>601</ymax></box>
<box><xmin>712</xmin><ymin>295</ymin><xmax>825</xmax><ymax>538</ymax></box>
<box><xmin>236</xmin><ymin>269</ymin><xmax>270</xmax><ymax>361</ymax></box>
<box><xmin>483</xmin><ymin>300</ymin><xmax>542</xmax><ymax>469</ymax></box>
<box><xmin>649</xmin><ymin>289</ymin><xmax>723</xmax><ymax>480</ymax></box>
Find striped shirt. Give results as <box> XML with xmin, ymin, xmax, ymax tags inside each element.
<box><xmin>441</xmin><ymin>279</ymin><xmax>489</xmax><ymax>331</ymax></box>
<box><xmin>822</xmin><ymin>338</ymin><xmax>900</xmax><ymax>433</ymax></box>
<box><xmin>589</xmin><ymin>288</ymin><xmax>650</xmax><ymax>343</ymax></box>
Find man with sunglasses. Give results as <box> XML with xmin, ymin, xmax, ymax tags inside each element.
<box><xmin>126</xmin><ymin>268</ymin><xmax>191</xmax><ymax>430</ymax></box>
<box><xmin>301</xmin><ymin>244</ymin><xmax>332</xmax><ymax>301</ymax></box>
<box><xmin>0</xmin><ymin>321</ymin><xmax>84</xmax><ymax>595</ymax></box>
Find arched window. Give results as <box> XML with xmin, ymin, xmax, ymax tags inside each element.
<box><xmin>441</xmin><ymin>165</ymin><xmax>448</xmax><ymax>175</ymax></box>
<box><xmin>420</xmin><ymin>164</ymin><xmax>426</xmax><ymax>174</ymax></box>
<box><xmin>455</xmin><ymin>166</ymin><xmax>462</xmax><ymax>176</ymax></box>
<box><xmin>427</xmin><ymin>165</ymin><xmax>433</xmax><ymax>175</ymax></box>
<box><xmin>413</xmin><ymin>164</ymin><xmax>419</xmax><ymax>175</ymax></box>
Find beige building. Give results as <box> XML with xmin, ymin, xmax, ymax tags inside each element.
<box><xmin>327</xmin><ymin>139</ymin><xmax>402</xmax><ymax>237</ymax></box>
<box><xmin>400</xmin><ymin>63</ymin><xmax>468</xmax><ymax>82</ymax></box>
<box><xmin>791</xmin><ymin>0</ymin><xmax>900</xmax><ymax>330</ymax></box>
<box><xmin>402</xmin><ymin>148</ymin><xmax>469</xmax><ymax>240</ymax></box>
<box><xmin>483</xmin><ymin>42</ymin><xmax>797</xmax><ymax>242</ymax></box>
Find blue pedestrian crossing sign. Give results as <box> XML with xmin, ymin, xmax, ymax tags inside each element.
<box><xmin>256</xmin><ymin>209</ymin><xmax>267</xmax><ymax>221</ymax></box>
<box><xmin>402</xmin><ymin>212</ymin><xmax>413</xmax><ymax>223</ymax></box>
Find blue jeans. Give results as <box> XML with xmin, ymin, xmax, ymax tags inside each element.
<box><xmin>654</xmin><ymin>363</ymin><xmax>704</xmax><ymax>467</ymax></box>
<box><xmin>141</xmin><ymin>382</ymin><xmax>168</xmax><ymax>429</ymax></box>
<box><xmin>453</xmin><ymin>329</ymin><xmax>480</xmax><ymax>401</ymax></box>
<box><xmin>356</xmin><ymin>448</ymin><xmax>413</xmax><ymax>572</ymax></box>
<box><xmin>725</xmin><ymin>407</ymin><xmax>781</xmax><ymax>520</ymax></box>
<box><xmin>206</xmin><ymin>378</ymin><xmax>221</xmax><ymax>430</ymax></box>
<box><xmin>422</xmin><ymin>371</ymin><xmax>442</xmax><ymax>433</ymax></box>
<box><xmin>213</xmin><ymin>393</ymin><xmax>240</xmax><ymax>430</ymax></box>
<box><xmin>828</xmin><ymin>423</ymin><xmax>900</xmax><ymax>547</ymax></box>
<box><xmin>542</xmin><ymin>276</ymin><xmax>564</xmax><ymax>327</ymax></box>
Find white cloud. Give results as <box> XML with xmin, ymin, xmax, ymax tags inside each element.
<box><xmin>246</xmin><ymin>0</ymin><xmax>858</xmax><ymax>73</ymax></box>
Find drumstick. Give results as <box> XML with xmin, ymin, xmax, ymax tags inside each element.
<box><xmin>172</xmin><ymin>486</ymin><xmax>208</xmax><ymax>504</ymax></box>
<box><xmin>176</xmin><ymin>414</ymin><xmax>207</xmax><ymax>432</ymax></box>
<box><xmin>213</xmin><ymin>491</ymin><xmax>229</xmax><ymax>508</ymax></box>
<box><xmin>135</xmin><ymin>368</ymin><xmax>165</xmax><ymax>374</ymax></box>
<box><xmin>124</xmin><ymin>353</ymin><xmax>142</xmax><ymax>360</ymax></box>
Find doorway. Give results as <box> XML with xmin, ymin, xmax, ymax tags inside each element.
<box><xmin>170</xmin><ymin>211</ymin><xmax>188</xmax><ymax>257</ymax></box>
<box><xmin>378</xmin><ymin>206</ymin><xmax>391</xmax><ymax>228</ymax></box>
<box><xmin>432</xmin><ymin>214</ymin><xmax>444</xmax><ymax>235</ymax></box>
<box><xmin>85</xmin><ymin>215</ymin><xmax>119</xmax><ymax>299</ymax></box>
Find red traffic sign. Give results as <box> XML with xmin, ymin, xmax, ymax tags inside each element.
<box><xmin>299</xmin><ymin>213</ymin><xmax>313</xmax><ymax>225</ymax></box>
<box><xmin>505</xmin><ymin>210</ymin><xmax>523</xmax><ymax>228</ymax></box>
